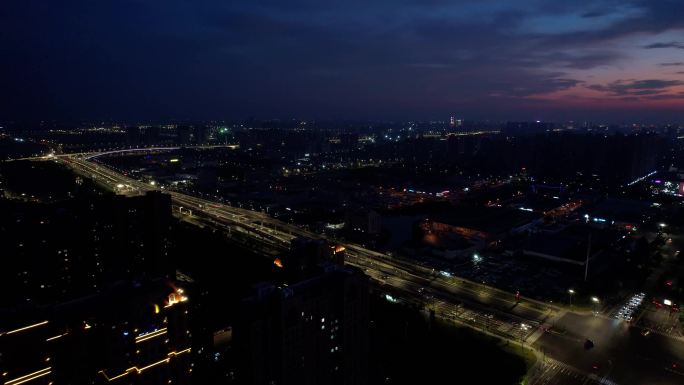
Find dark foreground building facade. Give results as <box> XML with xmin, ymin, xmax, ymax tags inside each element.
<box><xmin>0</xmin><ymin>279</ymin><xmax>192</xmax><ymax>385</ymax></box>
<box><xmin>235</xmin><ymin>263</ymin><xmax>369</xmax><ymax>385</ymax></box>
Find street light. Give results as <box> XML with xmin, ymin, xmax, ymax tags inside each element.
<box><xmin>568</xmin><ymin>289</ymin><xmax>575</xmax><ymax>307</ymax></box>
<box><xmin>591</xmin><ymin>296</ymin><xmax>600</xmax><ymax>314</ymax></box>
<box><xmin>473</xmin><ymin>253</ymin><xmax>481</xmax><ymax>264</ymax></box>
<box><xmin>519</xmin><ymin>323</ymin><xmax>529</xmax><ymax>350</ymax></box>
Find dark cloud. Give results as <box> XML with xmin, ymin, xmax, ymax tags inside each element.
<box><xmin>557</xmin><ymin>52</ymin><xmax>625</xmax><ymax>70</ymax></box>
<box><xmin>534</xmin><ymin>0</ymin><xmax>684</xmax><ymax>50</ymax></box>
<box><xmin>488</xmin><ymin>76</ymin><xmax>583</xmax><ymax>97</ymax></box>
<box><xmin>661</xmin><ymin>62</ymin><xmax>684</xmax><ymax>66</ymax></box>
<box><xmin>588</xmin><ymin>79</ymin><xmax>684</xmax><ymax>96</ymax></box>
<box><xmin>645</xmin><ymin>41</ymin><xmax>684</xmax><ymax>49</ymax></box>
<box><xmin>581</xmin><ymin>11</ymin><xmax>608</xmax><ymax>18</ymax></box>
<box><xmin>640</xmin><ymin>93</ymin><xmax>684</xmax><ymax>100</ymax></box>
<box><xmin>1</xmin><ymin>0</ymin><xmax>683</xmax><ymax>122</ymax></box>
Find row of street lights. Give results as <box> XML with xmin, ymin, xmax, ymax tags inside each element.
<box><xmin>567</xmin><ymin>288</ymin><xmax>601</xmax><ymax>313</ymax></box>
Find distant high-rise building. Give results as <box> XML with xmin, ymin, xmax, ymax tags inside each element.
<box><xmin>126</xmin><ymin>126</ymin><xmax>141</xmax><ymax>146</ymax></box>
<box><xmin>177</xmin><ymin>126</ymin><xmax>192</xmax><ymax>146</ymax></box>
<box><xmin>345</xmin><ymin>209</ymin><xmax>381</xmax><ymax>235</ymax></box>
<box><xmin>142</xmin><ymin>126</ymin><xmax>161</xmax><ymax>146</ymax></box>
<box><xmin>449</xmin><ymin>116</ymin><xmax>463</xmax><ymax>128</ymax></box>
<box><xmin>195</xmin><ymin>126</ymin><xmax>210</xmax><ymax>145</ymax></box>
<box><xmin>339</xmin><ymin>133</ymin><xmax>359</xmax><ymax>150</ymax></box>
<box><xmin>625</xmin><ymin>133</ymin><xmax>660</xmax><ymax>184</ymax></box>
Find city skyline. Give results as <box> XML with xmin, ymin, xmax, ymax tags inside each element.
<box><xmin>2</xmin><ymin>2</ymin><xmax>684</xmax><ymax>384</ymax></box>
<box><xmin>3</xmin><ymin>1</ymin><xmax>684</xmax><ymax>123</ymax></box>
<box><xmin>2</xmin><ymin>116</ymin><xmax>684</xmax><ymax>385</ymax></box>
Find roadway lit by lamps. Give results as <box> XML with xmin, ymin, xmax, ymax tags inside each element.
<box><xmin>55</xmin><ymin>148</ymin><xmax>562</xmax><ymax>353</ymax></box>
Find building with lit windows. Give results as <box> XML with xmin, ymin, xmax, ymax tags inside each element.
<box><xmin>0</xmin><ymin>279</ymin><xmax>192</xmax><ymax>385</ymax></box>
<box><xmin>0</xmin><ymin>191</ymin><xmax>173</xmax><ymax>308</ymax></box>
<box><xmin>235</xmin><ymin>263</ymin><xmax>369</xmax><ymax>385</ymax></box>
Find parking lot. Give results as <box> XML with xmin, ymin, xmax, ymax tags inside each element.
<box><xmin>611</xmin><ymin>292</ymin><xmax>646</xmax><ymax>323</ymax></box>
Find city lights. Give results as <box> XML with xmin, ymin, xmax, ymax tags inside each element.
<box><xmin>4</xmin><ymin>3</ymin><xmax>684</xmax><ymax>382</ymax></box>
<box><xmin>2</xmin><ymin>321</ymin><xmax>49</xmax><ymax>336</ymax></box>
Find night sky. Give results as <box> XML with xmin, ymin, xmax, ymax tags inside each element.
<box><xmin>2</xmin><ymin>0</ymin><xmax>684</xmax><ymax>122</ymax></box>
